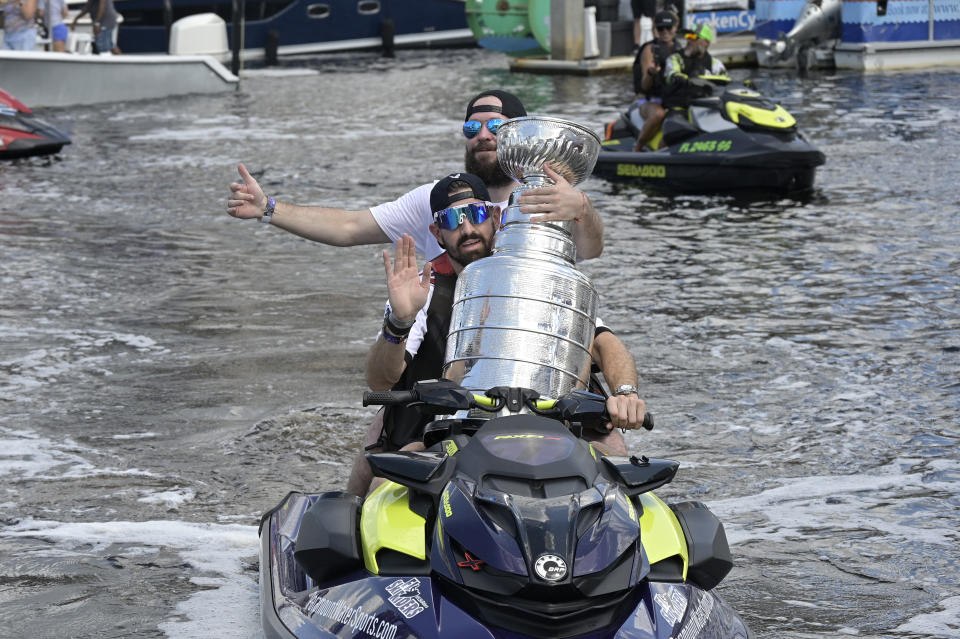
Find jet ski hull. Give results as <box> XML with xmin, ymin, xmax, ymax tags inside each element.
<box><xmin>594</xmin><ymin>132</ymin><xmax>825</xmax><ymax>194</ymax></box>
<box><xmin>259</xmin><ymin>490</ymin><xmax>752</xmax><ymax>639</ymax></box>
<box><xmin>0</xmin><ymin>89</ymin><xmax>71</xmax><ymax>160</ymax></box>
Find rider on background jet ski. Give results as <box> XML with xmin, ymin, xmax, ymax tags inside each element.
<box><xmin>631</xmin><ymin>9</ymin><xmax>683</xmax><ymax>152</ymax></box>
<box><xmin>347</xmin><ymin>174</ymin><xmax>649</xmax><ymax>496</ymax></box>
<box><xmin>663</xmin><ymin>23</ymin><xmax>729</xmax><ymax>111</ymax></box>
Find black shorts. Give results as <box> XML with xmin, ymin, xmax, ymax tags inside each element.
<box><xmin>632</xmin><ymin>0</ymin><xmax>657</xmax><ymax>18</ymax></box>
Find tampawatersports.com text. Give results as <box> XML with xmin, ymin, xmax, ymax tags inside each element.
<box><xmin>305</xmin><ymin>594</ymin><xmax>399</xmax><ymax>639</ymax></box>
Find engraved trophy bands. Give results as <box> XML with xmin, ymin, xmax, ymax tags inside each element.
<box><xmin>443</xmin><ymin>116</ymin><xmax>603</xmax><ymax>401</ymax></box>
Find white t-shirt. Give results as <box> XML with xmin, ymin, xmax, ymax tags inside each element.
<box><xmin>369</xmin><ymin>181</ymin><xmax>508</xmax><ymax>261</ymax></box>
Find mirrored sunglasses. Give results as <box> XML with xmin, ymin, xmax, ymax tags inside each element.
<box><xmin>433</xmin><ymin>202</ymin><xmax>491</xmax><ymax>231</ymax></box>
<box><xmin>462</xmin><ymin>118</ymin><xmax>506</xmax><ymax>139</ymax></box>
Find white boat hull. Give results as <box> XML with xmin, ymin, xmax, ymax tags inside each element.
<box><xmin>0</xmin><ymin>50</ymin><xmax>238</xmax><ymax>108</ymax></box>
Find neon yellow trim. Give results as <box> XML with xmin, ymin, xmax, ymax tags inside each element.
<box><xmin>637</xmin><ymin>493</ymin><xmax>688</xmax><ymax>579</ymax></box>
<box><xmin>725</xmin><ymin>101</ymin><xmax>796</xmax><ymax>129</ymax></box>
<box><xmin>533</xmin><ymin>399</ymin><xmax>556</xmax><ymax>411</ymax></box>
<box><xmin>360</xmin><ymin>481</ymin><xmax>425</xmax><ymax>574</ymax></box>
<box><xmin>650</xmin><ymin>129</ymin><xmax>664</xmax><ymax>150</ymax></box>
<box><xmin>442</xmin><ymin>439</ymin><xmax>459</xmax><ymax>457</ymax></box>
<box><xmin>472</xmin><ymin>394</ymin><xmax>497</xmax><ymax>409</ymax></box>
<box><xmin>588</xmin><ymin>443</ymin><xmax>599</xmax><ymax>460</ymax></box>
<box><xmin>699</xmin><ymin>74</ymin><xmax>731</xmax><ymax>84</ymax></box>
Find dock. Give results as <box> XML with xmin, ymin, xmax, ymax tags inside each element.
<box><xmin>508</xmin><ymin>34</ymin><xmax>757</xmax><ymax>75</ymax></box>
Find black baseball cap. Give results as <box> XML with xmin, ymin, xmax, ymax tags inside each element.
<box><xmin>464</xmin><ymin>90</ymin><xmax>527</xmax><ymax>121</ymax></box>
<box><xmin>654</xmin><ymin>10</ymin><xmax>677</xmax><ymax>29</ymax></box>
<box><xmin>430</xmin><ymin>173</ymin><xmax>491</xmax><ymax>216</ymax></box>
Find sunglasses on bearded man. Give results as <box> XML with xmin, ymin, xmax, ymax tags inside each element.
<box><xmin>462</xmin><ymin>118</ymin><xmax>506</xmax><ymax>139</ymax></box>
<box><xmin>433</xmin><ymin>202</ymin><xmax>492</xmax><ymax>231</ymax></box>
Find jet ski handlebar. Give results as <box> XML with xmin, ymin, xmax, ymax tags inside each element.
<box><xmin>362</xmin><ymin>380</ymin><xmax>653</xmax><ymax>432</ymax></box>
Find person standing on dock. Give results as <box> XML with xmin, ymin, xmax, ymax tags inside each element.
<box><xmin>226</xmin><ymin>90</ymin><xmax>604</xmax><ymax>261</ymax></box>
<box><xmin>2</xmin><ymin>0</ymin><xmax>38</xmax><ymax>50</ymax></box>
<box><xmin>631</xmin><ymin>9</ymin><xmax>682</xmax><ymax>151</ymax></box>
<box><xmin>631</xmin><ymin>0</ymin><xmax>656</xmax><ymax>51</ymax></box>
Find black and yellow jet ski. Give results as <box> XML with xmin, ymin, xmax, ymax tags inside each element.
<box><xmin>259</xmin><ymin>381</ymin><xmax>752</xmax><ymax>639</ymax></box>
<box><xmin>594</xmin><ymin>77</ymin><xmax>825</xmax><ymax>194</ymax></box>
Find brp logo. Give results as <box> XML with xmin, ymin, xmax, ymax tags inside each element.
<box><xmin>534</xmin><ymin>554</ymin><xmax>567</xmax><ymax>581</ymax></box>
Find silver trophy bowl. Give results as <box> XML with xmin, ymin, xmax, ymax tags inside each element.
<box><xmin>496</xmin><ymin>115</ymin><xmax>602</xmax><ymax>189</ymax></box>
<box><xmin>443</xmin><ymin>116</ymin><xmax>602</xmax><ymax>401</ymax></box>
<box><xmin>496</xmin><ymin>116</ymin><xmax>602</xmax><ymax>234</ymax></box>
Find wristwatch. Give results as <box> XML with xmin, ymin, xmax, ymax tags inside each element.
<box><xmin>260</xmin><ymin>196</ymin><xmax>276</xmax><ymax>224</ymax></box>
<box><xmin>614</xmin><ymin>384</ymin><xmax>638</xmax><ymax>396</ymax></box>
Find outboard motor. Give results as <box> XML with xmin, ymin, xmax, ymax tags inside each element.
<box><xmin>755</xmin><ymin>0</ymin><xmax>842</xmax><ymax>69</ymax></box>
<box><xmin>443</xmin><ymin>116</ymin><xmax>603</xmax><ymax>400</ymax></box>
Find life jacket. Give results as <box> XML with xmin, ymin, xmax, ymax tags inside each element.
<box><xmin>662</xmin><ymin>51</ymin><xmax>718</xmax><ymax>109</ymax></box>
<box><xmin>632</xmin><ymin>38</ymin><xmax>680</xmax><ymax>97</ymax></box>
<box><xmin>380</xmin><ymin>253</ymin><xmax>457</xmax><ymax>449</ymax></box>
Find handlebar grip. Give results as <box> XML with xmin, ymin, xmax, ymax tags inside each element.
<box><xmin>642</xmin><ymin>412</ymin><xmax>654</xmax><ymax>431</ymax></box>
<box><xmin>362</xmin><ymin>390</ymin><xmax>417</xmax><ymax>407</ymax></box>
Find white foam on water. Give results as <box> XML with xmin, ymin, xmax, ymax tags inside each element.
<box><xmin>240</xmin><ymin>68</ymin><xmax>319</xmax><ymax>77</ymax></box>
<box><xmin>0</xmin><ymin>518</ymin><xmax>261</xmax><ymax>639</ymax></box>
<box><xmin>112</xmin><ymin>432</ymin><xmax>159</xmax><ymax>440</ymax></box>
<box><xmin>0</xmin><ymin>427</ymin><xmax>156</xmax><ymax>481</ymax></box>
<box><xmin>138</xmin><ymin>487</ymin><xmax>196</xmax><ymax>510</ymax></box>
<box><xmin>894</xmin><ymin>595</ymin><xmax>960</xmax><ymax>638</ymax></box>
<box><xmin>0</xmin><ymin>325</ymin><xmax>166</xmax><ymax>402</ymax></box>
<box><xmin>712</xmin><ymin>459</ymin><xmax>960</xmax><ymax>547</ymax></box>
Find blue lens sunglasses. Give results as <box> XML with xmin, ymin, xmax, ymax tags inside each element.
<box><xmin>433</xmin><ymin>202</ymin><xmax>491</xmax><ymax>231</ymax></box>
<box><xmin>462</xmin><ymin>118</ymin><xmax>506</xmax><ymax>139</ymax></box>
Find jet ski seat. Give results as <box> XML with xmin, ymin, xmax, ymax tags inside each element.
<box><xmin>660</xmin><ymin>110</ymin><xmax>700</xmax><ymax>147</ymax></box>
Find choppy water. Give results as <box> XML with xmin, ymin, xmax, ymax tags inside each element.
<box><xmin>1</xmin><ymin>48</ymin><xmax>958</xmax><ymax>639</ymax></box>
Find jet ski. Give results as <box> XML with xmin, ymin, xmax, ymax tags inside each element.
<box><xmin>0</xmin><ymin>89</ymin><xmax>71</xmax><ymax>160</ymax></box>
<box><xmin>594</xmin><ymin>77</ymin><xmax>825</xmax><ymax>194</ymax></box>
<box><xmin>259</xmin><ymin>380</ymin><xmax>752</xmax><ymax>639</ymax></box>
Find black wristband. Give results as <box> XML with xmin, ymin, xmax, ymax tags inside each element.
<box><xmin>383</xmin><ymin>316</ymin><xmax>411</xmax><ymax>340</ymax></box>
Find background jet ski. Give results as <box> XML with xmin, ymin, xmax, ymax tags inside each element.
<box><xmin>259</xmin><ymin>381</ymin><xmax>752</xmax><ymax>639</ymax></box>
<box><xmin>595</xmin><ymin>77</ymin><xmax>825</xmax><ymax>195</ymax></box>
<box><xmin>0</xmin><ymin>89</ymin><xmax>71</xmax><ymax>160</ymax></box>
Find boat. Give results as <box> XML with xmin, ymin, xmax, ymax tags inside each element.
<box><xmin>0</xmin><ymin>48</ymin><xmax>238</xmax><ymax>108</ymax></box>
<box><xmin>259</xmin><ymin>380</ymin><xmax>752</xmax><ymax>639</ymax></box>
<box><xmin>752</xmin><ymin>0</ymin><xmax>960</xmax><ymax>71</ymax></box>
<box><xmin>109</xmin><ymin>0</ymin><xmax>473</xmax><ymax>58</ymax></box>
<box><xmin>594</xmin><ymin>77</ymin><xmax>825</xmax><ymax>194</ymax></box>
<box><xmin>0</xmin><ymin>89</ymin><xmax>71</xmax><ymax>159</ymax></box>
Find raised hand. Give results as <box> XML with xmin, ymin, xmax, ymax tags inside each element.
<box><xmin>227</xmin><ymin>163</ymin><xmax>267</xmax><ymax>219</ymax></box>
<box><xmin>382</xmin><ymin>234</ymin><xmax>432</xmax><ymax>323</ymax></box>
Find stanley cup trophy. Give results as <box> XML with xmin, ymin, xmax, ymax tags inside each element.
<box><xmin>442</xmin><ymin>116</ymin><xmax>603</xmax><ymax>401</ymax></box>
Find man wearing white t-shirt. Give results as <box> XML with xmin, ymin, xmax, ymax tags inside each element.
<box><xmin>226</xmin><ymin>90</ymin><xmax>604</xmax><ymax>261</ymax></box>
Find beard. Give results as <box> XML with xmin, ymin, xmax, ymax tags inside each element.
<box><xmin>442</xmin><ymin>230</ymin><xmax>495</xmax><ymax>268</ymax></box>
<box><xmin>464</xmin><ymin>144</ymin><xmax>513</xmax><ymax>189</ymax></box>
